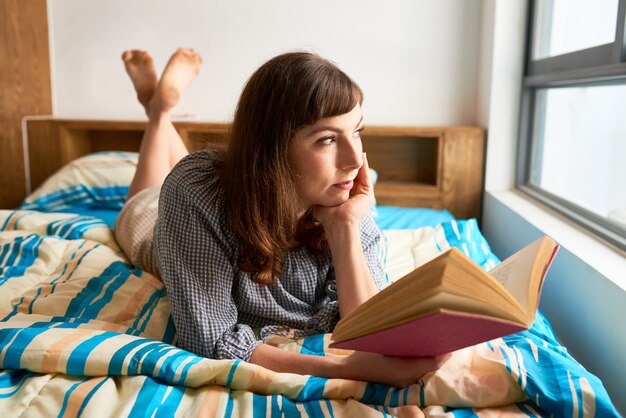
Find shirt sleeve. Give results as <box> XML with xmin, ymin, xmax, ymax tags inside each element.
<box><xmin>303</xmin><ymin>211</ymin><xmax>387</xmax><ymax>334</ymax></box>
<box><xmin>360</xmin><ymin>211</ymin><xmax>388</xmax><ymax>290</ymax></box>
<box><xmin>153</xmin><ymin>157</ymin><xmax>260</xmax><ymax>361</ymax></box>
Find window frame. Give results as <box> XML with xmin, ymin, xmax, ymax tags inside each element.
<box><xmin>517</xmin><ymin>0</ymin><xmax>626</xmax><ymax>251</ymax></box>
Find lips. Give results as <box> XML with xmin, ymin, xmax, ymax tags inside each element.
<box><xmin>333</xmin><ymin>180</ymin><xmax>354</xmax><ymax>190</ymax></box>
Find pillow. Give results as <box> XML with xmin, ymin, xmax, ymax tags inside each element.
<box><xmin>21</xmin><ymin>151</ymin><xmax>138</xmax><ymax>212</ymax></box>
<box><xmin>373</xmin><ymin>205</ymin><xmax>455</xmax><ymax>230</ymax></box>
<box><xmin>381</xmin><ymin>218</ymin><xmax>500</xmax><ymax>284</ymax></box>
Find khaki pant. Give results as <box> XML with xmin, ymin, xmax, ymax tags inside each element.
<box><xmin>114</xmin><ymin>186</ymin><xmax>160</xmax><ymax>275</ymax></box>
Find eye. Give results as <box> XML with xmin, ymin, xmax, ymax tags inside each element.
<box><xmin>316</xmin><ymin>136</ymin><xmax>335</xmax><ymax>146</ymax></box>
<box><xmin>354</xmin><ymin>126</ymin><xmax>364</xmax><ymax>138</ymax></box>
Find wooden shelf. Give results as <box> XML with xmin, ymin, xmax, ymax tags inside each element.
<box><xmin>25</xmin><ymin>118</ymin><xmax>485</xmax><ymax>220</ymax></box>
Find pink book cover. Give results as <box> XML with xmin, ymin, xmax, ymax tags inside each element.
<box><xmin>329</xmin><ymin>309</ymin><xmax>526</xmax><ymax>357</ymax></box>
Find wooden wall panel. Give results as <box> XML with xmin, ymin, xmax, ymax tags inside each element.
<box><xmin>26</xmin><ymin>119</ymin><xmax>485</xmax><ymax>220</ymax></box>
<box><xmin>0</xmin><ymin>0</ymin><xmax>52</xmax><ymax>208</ymax></box>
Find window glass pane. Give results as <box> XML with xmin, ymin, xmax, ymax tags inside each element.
<box><xmin>532</xmin><ymin>0</ymin><xmax>618</xmax><ymax>59</ymax></box>
<box><xmin>530</xmin><ymin>85</ymin><xmax>626</xmax><ymax>231</ymax></box>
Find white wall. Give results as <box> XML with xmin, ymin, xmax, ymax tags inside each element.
<box><xmin>47</xmin><ymin>0</ymin><xmax>482</xmax><ymax>125</ymax></box>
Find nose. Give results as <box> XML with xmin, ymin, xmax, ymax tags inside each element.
<box><xmin>338</xmin><ymin>136</ymin><xmax>363</xmax><ymax>171</ymax></box>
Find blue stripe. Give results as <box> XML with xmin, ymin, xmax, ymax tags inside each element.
<box><xmin>271</xmin><ymin>395</ymin><xmax>302</xmax><ymax>417</ymax></box>
<box><xmin>66</xmin><ymin>332</ymin><xmax>118</xmax><ymax>375</ymax></box>
<box><xmin>131</xmin><ymin>287</ymin><xmax>166</xmax><ymax>335</ymax></box>
<box><xmin>108</xmin><ymin>339</ymin><xmax>151</xmax><ymax>375</ymax></box>
<box><xmin>448</xmin><ymin>407</ymin><xmax>480</xmax><ymax>417</ymax></box>
<box><xmin>360</xmin><ymin>382</ymin><xmax>390</xmax><ymax>405</ymax></box>
<box><xmin>389</xmin><ymin>387</ymin><xmax>401</xmax><ymax>407</ymax></box>
<box><xmin>0</xmin><ymin>235</ymin><xmax>44</xmax><ymax>285</ymax></box>
<box><xmin>224</xmin><ymin>392</ymin><xmax>235</xmax><ymax>418</ymax></box>
<box><xmin>157</xmin><ymin>349</ymin><xmax>195</xmax><ymax>382</ymax></box>
<box><xmin>55</xmin><ymin>217</ymin><xmax>105</xmax><ymax>240</ymax></box>
<box><xmin>161</xmin><ymin>316</ymin><xmax>177</xmax><ymax>344</ymax></box>
<box><xmin>64</xmin><ymin>261</ymin><xmax>132</xmax><ymax>320</ymax></box>
<box><xmin>516</xmin><ymin>400</ymin><xmax>546</xmax><ymax>417</ymax></box>
<box><xmin>324</xmin><ymin>399</ymin><xmax>335</xmax><ymax>418</ymax></box>
<box><xmin>24</xmin><ymin>185</ymin><xmax>129</xmax><ymax>212</ymax></box>
<box><xmin>0</xmin><ymin>370</ymin><xmax>33</xmax><ymax>398</ymax></box>
<box><xmin>279</xmin><ymin>397</ymin><xmax>301</xmax><ymax>417</ymax></box>
<box><xmin>51</xmin><ymin>216</ymin><xmax>96</xmax><ymax>239</ymax></box>
<box><xmin>128</xmin><ymin>377</ymin><xmax>170</xmax><ymax>417</ymax></box>
<box><xmin>126</xmin><ymin>341</ymin><xmax>171</xmax><ymax>375</ymax></box>
<box><xmin>173</xmin><ymin>354</ymin><xmax>203</xmax><ymax>384</ymax></box>
<box><xmin>296</xmin><ymin>376</ymin><xmax>327</xmax><ymax>401</ymax></box>
<box><xmin>0</xmin><ymin>211</ymin><xmax>30</xmax><ymax>231</ymax></box>
<box><xmin>303</xmin><ymin>400</ymin><xmax>325</xmax><ymax>417</ymax></box>
<box><xmin>434</xmin><ymin>235</ymin><xmax>442</xmax><ymax>252</ymax></box>
<box><xmin>252</xmin><ymin>393</ymin><xmax>267</xmax><ymax>418</ymax></box>
<box><xmin>0</xmin><ymin>240</ymin><xmax>10</xmax><ymax>265</ymax></box>
<box><xmin>0</xmin><ymin>212</ymin><xmax>16</xmax><ymax>231</ymax></box>
<box><xmin>226</xmin><ymin>359</ymin><xmax>240</xmax><ymax>387</ymax></box>
<box><xmin>153</xmin><ymin>384</ymin><xmax>186</xmax><ymax>416</ymax></box>
<box><xmin>138</xmin><ymin>345</ymin><xmax>176</xmax><ymax>378</ymax></box>
<box><xmin>271</xmin><ymin>395</ymin><xmax>281</xmax><ymax>417</ymax></box>
<box><xmin>2</xmin><ymin>296</ymin><xmax>25</xmax><ymax>321</ymax></box>
<box><xmin>300</xmin><ymin>334</ymin><xmax>325</xmax><ymax>356</ymax></box>
<box><xmin>28</xmin><ymin>288</ymin><xmax>43</xmax><ymax>314</ymax></box>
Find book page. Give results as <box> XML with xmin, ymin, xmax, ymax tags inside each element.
<box><xmin>487</xmin><ymin>238</ymin><xmax>546</xmax><ymax>312</ymax></box>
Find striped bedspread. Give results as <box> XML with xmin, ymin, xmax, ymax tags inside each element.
<box><xmin>0</xmin><ymin>209</ymin><xmax>618</xmax><ymax>417</ymax></box>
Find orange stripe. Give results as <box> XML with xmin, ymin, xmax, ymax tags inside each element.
<box><xmin>41</xmin><ymin>329</ymin><xmax>97</xmax><ymax>372</ymax></box>
<box><xmin>4</xmin><ymin>212</ymin><xmax>19</xmax><ymax>230</ymax></box>
<box><xmin>196</xmin><ymin>386</ymin><xmax>227</xmax><ymax>418</ymax></box>
<box><xmin>61</xmin><ymin>376</ymin><xmax>107</xmax><ymax>418</ymax></box>
<box><xmin>246</xmin><ymin>365</ymin><xmax>277</xmax><ymax>394</ymax></box>
<box><xmin>111</xmin><ymin>279</ymin><xmax>161</xmax><ymax>325</ymax></box>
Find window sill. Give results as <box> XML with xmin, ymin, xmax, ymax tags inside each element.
<box><xmin>488</xmin><ymin>188</ymin><xmax>626</xmax><ymax>292</ymax></box>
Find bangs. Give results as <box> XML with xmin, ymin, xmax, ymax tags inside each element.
<box><xmin>305</xmin><ymin>65</ymin><xmax>363</xmax><ymax>124</ymax></box>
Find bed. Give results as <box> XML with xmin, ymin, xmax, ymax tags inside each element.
<box><xmin>0</xmin><ymin>119</ymin><xmax>619</xmax><ymax>417</ymax></box>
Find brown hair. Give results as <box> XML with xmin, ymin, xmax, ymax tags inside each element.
<box><xmin>222</xmin><ymin>51</ymin><xmax>363</xmax><ymax>285</ymax></box>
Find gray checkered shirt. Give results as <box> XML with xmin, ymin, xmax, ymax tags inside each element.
<box><xmin>154</xmin><ymin>150</ymin><xmax>386</xmax><ymax>361</ymax></box>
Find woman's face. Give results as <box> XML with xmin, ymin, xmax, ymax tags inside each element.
<box><xmin>289</xmin><ymin>103</ymin><xmax>364</xmax><ymax>209</ymax></box>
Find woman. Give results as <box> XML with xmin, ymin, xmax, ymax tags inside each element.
<box><xmin>115</xmin><ymin>48</ymin><xmax>446</xmax><ymax>387</ymax></box>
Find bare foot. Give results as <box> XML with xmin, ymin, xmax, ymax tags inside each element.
<box><xmin>151</xmin><ymin>48</ymin><xmax>202</xmax><ymax>114</ymax></box>
<box><xmin>122</xmin><ymin>50</ymin><xmax>158</xmax><ymax>113</ymax></box>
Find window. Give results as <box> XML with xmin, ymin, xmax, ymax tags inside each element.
<box><xmin>518</xmin><ymin>0</ymin><xmax>626</xmax><ymax>250</ymax></box>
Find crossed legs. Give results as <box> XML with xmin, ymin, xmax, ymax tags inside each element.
<box><xmin>122</xmin><ymin>48</ymin><xmax>202</xmax><ymax>200</ymax></box>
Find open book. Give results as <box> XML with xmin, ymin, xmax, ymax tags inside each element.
<box><xmin>329</xmin><ymin>236</ymin><xmax>559</xmax><ymax>357</ymax></box>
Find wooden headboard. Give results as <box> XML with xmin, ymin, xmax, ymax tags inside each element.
<box><xmin>24</xmin><ymin>118</ymin><xmax>485</xmax><ymax>220</ymax></box>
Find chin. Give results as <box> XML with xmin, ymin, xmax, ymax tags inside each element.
<box><xmin>307</xmin><ymin>190</ymin><xmax>350</xmax><ymax>207</ymax></box>
<box><xmin>324</xmin><ymin>194</ymin><xmax>351</xmax><ymax>207</ymax></box>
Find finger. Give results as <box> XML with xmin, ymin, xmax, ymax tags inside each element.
<box><xmin>350</xmin><ymin>158</ymin><xmax>367</xmax><ymax>197</ymax></box>
<box><xmin>357</xmin><ymin>155</ymin><xmax>370</xmax><ymax>186</ymax></box>
<box><xmin>356</xmin><ymin>154</ymin><xmax>371</xmax><ymax>190</ymax></box>
<box><xmin>357</xmin><ymin>153</ymin><xmax>375</xmax><ymax>201</ymax></box>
